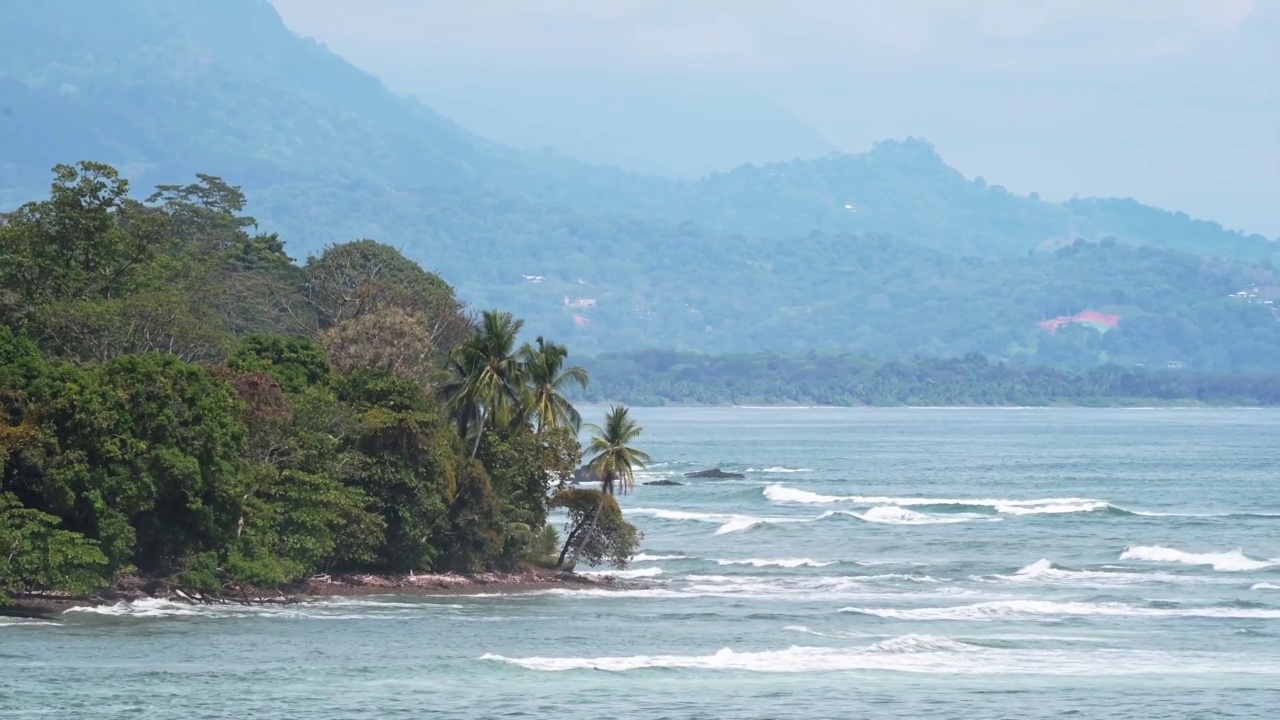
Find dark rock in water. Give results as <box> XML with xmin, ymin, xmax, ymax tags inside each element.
<box><xmin>644</xmin><ymin>479</ymin><xmax>685</xmax><ymax>486</ymax></box>
<box><xmin>572</xmin><ymin>465</ymin><xmax>602</xmax><ymax>484</ymax></box>
<box><xmin>684</xmin><ymin>468</ymin><xmax>745</xmax><ymax>479</ymax></box>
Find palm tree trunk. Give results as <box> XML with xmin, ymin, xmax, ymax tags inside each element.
<box><xmin>559</xmin><ymin>496</ymin><xmax>605</xmax><ymax>572</ymax></box>
<box><xmin>471</xmin><ymin>427</ymin><xmax>484</xmax><ymax>457</ymax></box>
<box><xmin>554</xmin><ymin>526</ymin><xmax>580</xmax><ymax>570</ymax></box>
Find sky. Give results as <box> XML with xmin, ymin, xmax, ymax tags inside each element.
<box><xmin>269</xmin><ymin>0</ymin><xmax>1280</xmax><ymax>236</ymax></box>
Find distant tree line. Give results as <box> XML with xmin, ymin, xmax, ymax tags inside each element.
<box><xmin>573</xmin><ymin>351</ymin><xmax>1280</xmax><ymax>407</ymax></box>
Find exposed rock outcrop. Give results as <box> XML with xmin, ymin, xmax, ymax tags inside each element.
<box><xmin>683</xmin><ymin>468</ymin><xmax>745</xmax><ymax>479</ymax></box>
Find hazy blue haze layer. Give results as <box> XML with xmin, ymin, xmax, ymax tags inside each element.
<box><xmin>3</xmin><ymin>408</ymin><xmax>1278</xmax><ymax>719</ymax></box>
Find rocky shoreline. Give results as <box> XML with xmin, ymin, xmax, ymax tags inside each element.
<box><xmin>4</xmin><ymin>567</ymin><xmax>622</xmax><ymax>618</ymax></box>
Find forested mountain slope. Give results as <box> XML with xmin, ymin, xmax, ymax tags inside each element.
<box><xmin>2</xmin><ymin>0</ymin><xmax>1277</xmax><ymax>366</ymax></box>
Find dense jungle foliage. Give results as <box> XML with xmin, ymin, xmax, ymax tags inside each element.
<box><xmin>0</xmin><ymin>162</ymin><xmax>641</xmax><ymax>604</ymax></box>
<box><xmin>574</xmin><ymin>351</ymin><xmax>1280</xmax><ymax>407</ymax></box>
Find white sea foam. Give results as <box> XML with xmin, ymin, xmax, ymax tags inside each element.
<box><xmin>763</xmin><ymin>485</ymin><xmax>847</xmax><ymax>504</ymax></box>
<box><xmin>716</xmin><ymin>558</ymin><xmax>837</xmax><ymax>568</ymax></box>
<box><xmin>750</xmin><ymin>508</ymin><xmax>960</xmax><ymax>533</ymax></box>
<box><xmin>579</xmin><ymin>567</ymin><xmax>665</xmax><ymax>579</ymax></box>
<box><xmin>481</xmin><ymin>638</ymin><xmax>1259</xmax><ymax>675</ymax></box>
<box><xmin>993</xmin><ymin>501</ymin><xmax>1114</xmax><ymax>515</ymax></box>
<box><xmin>784</xmin><ymin>626</ymin><xmax>1112</xmax><ymax>645</ymax></box>
<box><xmin>521</xmin><ymin>587</ymin><xmax>688</xmax><ymax>599</ymax></box>
<box><xmin>988</xmin><ymin>559</ymin><xmax>1227</xmax><ymax>587</ymax></box>
<box><xmin>783</xmin><ymin>624</ymin><xmax>833</xmax><ymax>637</ymax></box>
<box><xmin>626</xmin><ymin>507</ymin><xmax>830</xmax><ymax>535</ymax></box>
<box><xmin>673</xmin><ymin>573</ymin><xmax>953</xmax><ymax>602</ymax></box>
<box><xmin>1252</xmin><ymin>583</ymin><xmax>1280</xmax><ymax>591</ymax></box>
<box><xmin>1119</xmin><ymin>545</ymin><xmax>1277</xmax><ymax>572</ymax></box>
<box><xmin>0</xmin><ymin>617</ymin><xmax>62</xmax><ymax>627</ymax></box>
<box><xmin>850</xmin><ymin>507</ymin><xmax>991</xmax><ymax>525</ymax></box>
<box><xmin>763</xmin><ymin>485</ymin><xmax>1115</xmax><ymax>516</ymax></box>
<box><xmin>64</xmin><ymin>598</ymin><xmax>224</xmax><ymax>618</ymax></box>
<box><xmin>1002</xmin><ymin>559</ymin><xmax>1109</xmax><ymax>583</ymax></box>
<box><xmin>746</xmin><ymin>467</ymin><xmax>815</xmax><ymax>474</ymax></box>
<box><xmin>625</xmin><ymin>508</ymin><xmax>760</xmax><ymax>534</ymax></box>
<box><xmin>840</xmin><ymin>599</ymin><xmax>1280</xmax><ymax>620</ymax></box>
<box><xmin>633</xmin><ymin>554</ymin><xmax>690</xmax><ymax>562</ymax></box>
<box><xmin>715</xmin><ymin>517</ymin><xmax>765</xmax><ymax>534</ymax></box>
<box><xmin>60</xmin><ymin>597</ymin><xmax>463</xmax><ymax>620</ymax></box>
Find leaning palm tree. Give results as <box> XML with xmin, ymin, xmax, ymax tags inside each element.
<box><xmin>519</xmin><ymin>336</ymin><xmax>589</xmax><ymax>434</ymax></box>
<box><xmin>445</xmin><ymin>309</ymin><xmax>529</xmax><ymax>455</ymax></box>
<box><xmin>558</xmin><ymin>405</ymin><xmax>651</xmax><ymax>570</ymax></box>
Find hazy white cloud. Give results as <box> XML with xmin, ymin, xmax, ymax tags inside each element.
<box><xmin>270</xmin><ymin>0</ymin><xmax>1258</xmax><ymax>70</ymax></box>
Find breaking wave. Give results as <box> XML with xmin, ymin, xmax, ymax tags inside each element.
<box><xmin>763</xmin><ymin>485</ymin><xmax>848</xmax><ymax>504</ymax></box>
<box><xmin>1253</xmin><ymin>583</ymin><xmax>1280</xmax><ymax>591</ymax></box>
<box><xmin>994</xmin><ymin>501</ymin><xmax>1114</xmax><ymax>515</ymax></box>
<box><xmin>763</xmin><ymin>485</ymin><xmax>1121</xmax><ymax>516</ymax></box>
<box><xmin>746</xmin><ymin>467</ymin><xmax>815</xmax><ymax>474</ymax></box>
<box><xmin>1119</xmin><ymin>546</ymin><xmax>1278</xmax><ymax>572</ymax></box>
<box><xmin>480</xmin><ymin>636</ymin><xmax>984</xmax><ymax>673</ymax></box>
<box><xmin>676</xmin><ymin>573</ymin><xmax>951</xmax><ymax>602</ymax></box>
<box><xmin>987</xmin><ymin>559</ymin><xmax>1230</xmax><ymax>586</ymax></box>
<box><xmin>60</xmin><ymin>597</ymin><xmax>465</xmax><ymax>620</ymax></box>
<box><xmin>579</xmin><ymin>567</ymin><xmax>665</xmax><ymax>579</ymax></box>
<box><xmin>633</xmin><ymin>554</ymin><xmax>690</xmax><ymax>562</ymax></box>
<box><xmin>715</xmin><ymin>558</ymin><xmax>837</xmax><ymax>568</ymax></box>
<box><xmin>0</xmin><ymin>617</ymin><xmax>62</xmax><ymax>627</ymax></box>
<box><xmin>849</xmin><ymin>507</ymin><xmax>992</xmax><ymax>525</ymax></box>
<box><xmin>626</xmin><ymin>507</ymin><xmax>833</xmax><ymax>535</ymax></box>
<box><xmin>480</xmin><ymin>637</ymin><xmax>1256</xmax><ymax>675</ymax></box>
<box><xmin>629</xmin><ymin>504</ymin><xmax>990</xmax><ymax>532</ymax></box>
<box><xmin>840</xmin><ymin>599</ymin><xmax>1280</xmax><ymax>620</ymax></box>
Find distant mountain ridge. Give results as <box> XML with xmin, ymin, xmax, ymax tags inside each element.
<box><xmin>388</xmin><ymin>67</ymin><xmax>841</xmax><ymax>179</ymax></box>
<box><xmin>2</xmin><ymin>0</ymin><xmax>1279</xmax><ymax>369</ymax></box>
<box><xmin>2</xmin><ymin>0</ymin><xmax>1274</xmax><ymax>258</ymax></box>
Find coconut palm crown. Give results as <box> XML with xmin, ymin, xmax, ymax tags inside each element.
<box><xmin>584</xmin><ymin>405</ymin><xmax>652</xmax><ymax>496</ymax></box>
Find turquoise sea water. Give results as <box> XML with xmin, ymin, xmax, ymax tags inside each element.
<box><xmin>4</xmin><ymin>408</ymin><xmax>1279</xmax><ymax>719</ymax></box>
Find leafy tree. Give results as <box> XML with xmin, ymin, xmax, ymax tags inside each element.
<box><xmin>550</xmin><ymin>489</ymin><xmax>641</xmax><ymax>571</ymax></box>
<box><xmin>2</xmin><ymin>353</ymin><xmax>247</xmax><ymax>576</ymax></box>
<box><xmin>319</xmin><ymin>306</ymin><xmax>441</xmax><ymax>388</ymax></box>
<box><xmin>335</xmin><ymin>369</ymin><xmax>457</xmax><ymax>571</ymax></box>
<box><xmin>475</xmin><ymin>425</ymin><xmax>580</xmax><ymax>567</ymax></box>
<box><xmin>0</xmin><ymin>493</ymin><xmax>108</xmax><ymax>603</ymax></box>
<box><xmin>227</xmin><ymin>334</ymin><xmax>332</xmax><ymax>396</ymax></box>
<box><xmin>558</xmin><ymin>405</ymin><xmax>649</xmax><ymax>570</ymax></box>
<box><xmin>293</xmin><ymin>240</ymin><xmax>468</xmax><ymax>347</ymax></box>
<box><xmin>519</xmin><ymin>336</ymin><xmax>589</xmax><ymax>434</ymax></box>
<box><xmin>0</xmin><ymin>163</ymin><xmax>174</xmax><ymax>340</ymax></box>
<box><xmin>446</xmin><ymin>309</ymin><xmax>529</xmax><ymax>455</ymax></box>
<box><xmin>30</xmin><ymin>290</ymin><xmax>232</xmax><ymax>364</ymax></box>
<box><xmin>227</xmin><ymin>380</ymin><xmax>383</xmax><ymax>585</ymax></box>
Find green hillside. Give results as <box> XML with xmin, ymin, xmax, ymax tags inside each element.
<box><xmin>2</xmin><ymin>0</ymin><xmax>1278</xmax><ymax>368</ymax></box>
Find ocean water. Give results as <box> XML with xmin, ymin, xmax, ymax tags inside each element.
<box><xmin>4</xmin><ymin>407</ymin><xmax>1279</xmax><ymax>719</ymax></box>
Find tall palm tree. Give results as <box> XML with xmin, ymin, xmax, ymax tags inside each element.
<box><xmin>559</xmin><ymin>405</ymin><xmax>651</xmax><ymax>570</ymax></box>
<box><xmin>446</xmin><ymin>309</ymin><xmax>529</xmax><ymax>455</ymax></box>
<box><xmin>519</xmin><ymin>336</ymin><xmax>589</xmax><ymax>434</ymax></box>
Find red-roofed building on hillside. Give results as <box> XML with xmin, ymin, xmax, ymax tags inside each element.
<box><xmin>1038</xmin><ymin>310</ymin><xmax>1121</xmax><ymax>334</ymax></box>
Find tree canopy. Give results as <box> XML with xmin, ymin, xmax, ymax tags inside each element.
<box><xmin>0</xmin><ymin>162</ymin><xmax>642</xmax><ymax>603</ymax></box>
